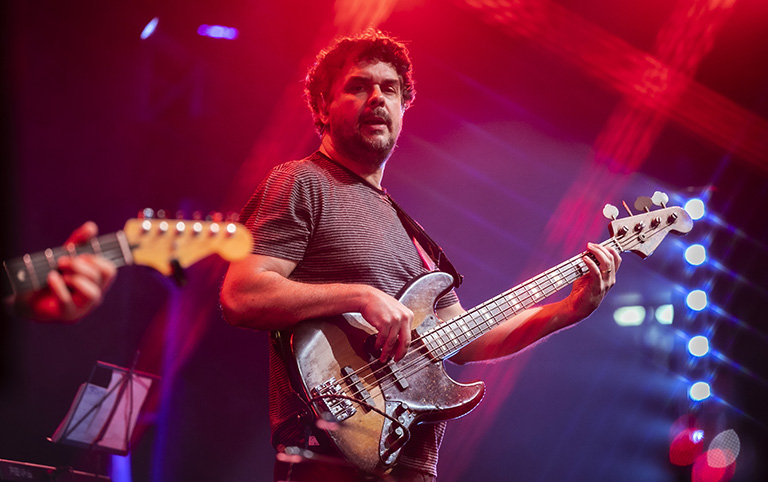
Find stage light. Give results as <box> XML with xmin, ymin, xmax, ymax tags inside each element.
<box><xmin>613</xmin><ymin>306</ymin><xmax>646</xmax><ymax>326</ymax></box>
<box><xmin>670</xmin><ymin>428</ymin><xmax>706</xmax><ymax>466</ymax></box>
<box><xmin>111</xmin><ymin>454</ymin><xmax>132</xmax><ymax>482</ymax></box>
<box><xmin>141</xmin><ymin>17</ymin><xmax>159</xmax><ymax>39</ymax></box>
<box><xmin>655</xmin><ymin>304</ymin><xmax>674</xmax><ymax>324</ymax></box>
<box><xmin>685</xmin><ymin>198</ymin><xmax>706</xmax><ymax>220</ymax></box>
<box><xmin>686</xmin><ymin>290</ymin><xmax>708</xmax><ymax>311</ymax></box>
<box><xmin>197</xmin><ymin>24</ymin><xmax>239</xmax><ymax>40</ymax></box>
<box><xmin>688</xmin><ymin>335</ymin><xmax>710</xmax><ymax>357</ymax></box>
<box><xmin>708</xmin><ymin>429</ymin><xmax>740</xmax><ymax>468</ymax></box>
<box><xmin>685</xmin><ymin>244</ymin><xmax>707</xmax><ymax>266</ymax></box>
<box><xmin>689</xmin><ymin>381</ymin><xmax>711</xmax><ymax>401</ymax></box>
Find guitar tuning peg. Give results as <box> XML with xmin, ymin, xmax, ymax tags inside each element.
<box><xmin>227</xmin><ymin>213</ymin><xmax>239</xmax><ymax>222</ymax></box>
<box><xmin>175</xmin><ymin>210</ymin><xmax>185</xmax><ymax>219</ymax></box>
<box><xmin>141</xmin><ymin>208</ymin><xmax>154</xmax><ymax>219</ymax></box>
<box><xmin>634</xmin><ymin>196</ymin><xmax>653</xmax><ymax>213</ymax></box>
<box><xmin>211</xmin><ymin>212</ymin><xmax>224</xmax><ymax>222</ymax></box>
<box><xmin>193</xmin><ymin>211</ymin><xmax>202</xmax><ymax>220</ymax></box>
<box><xmin>651</xmin><ymin>191</ymin><xmax>669</xmax><ymax>208</ymax></box>
<box><xmin>157</xmin><ymin>209</ymin><xmax>167</xmax><ymax>219</ymax></box>
<box><xmin>602</xmin><ymin>204</ymin><xmax>620</xmax><ymax>220</ymax></box>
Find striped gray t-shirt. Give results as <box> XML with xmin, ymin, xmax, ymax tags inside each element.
<box><xmin>240</xmin><ymin>152</ymin><xmax>459</xmax><ymax>476</ymax></box>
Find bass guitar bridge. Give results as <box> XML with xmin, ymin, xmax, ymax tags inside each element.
<box><xmin>310</xmin><ymin>377</ymin><xmax>357</xmax><ymax>422</ymax></box>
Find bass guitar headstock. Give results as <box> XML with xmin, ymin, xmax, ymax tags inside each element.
<box><xmin>603</xmin><ymin>191</ymin><xmax>693</xmax><ymax>258</ymax></box>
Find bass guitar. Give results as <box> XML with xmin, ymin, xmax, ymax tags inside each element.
<box><xmin>286</xmin><ymin>195</ymin><xmax>693</xmax><ymax>474</ymax></box>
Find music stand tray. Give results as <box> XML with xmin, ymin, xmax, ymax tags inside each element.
<box><xmin>50</xmin><ymin>361</ymin><xmax>158</xmax><ymax>455</ymax></box>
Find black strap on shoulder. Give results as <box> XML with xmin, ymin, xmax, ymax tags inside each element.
<box><xmin>314</xmin><ymin>150</ymin><xmax>463</xmax><ymax>288</ymax></box>
<box><xmin>385</xmin><ymin>194</ymin><xmax>463</xmax><ymax>289</ymax></box>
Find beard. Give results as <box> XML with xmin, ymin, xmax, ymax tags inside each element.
<box><xmin>327</xmin><ymin>108</ymin><xmax>400</xmax><ymax>167</ymax></box>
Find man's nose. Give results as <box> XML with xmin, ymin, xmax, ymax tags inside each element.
<box><xmin>368</xmin><ymin>85</ymin><xmax>385</xmax><ymax>107</ymax></box>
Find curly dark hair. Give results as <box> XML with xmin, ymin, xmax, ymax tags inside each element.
<box><xmin>304</xmin><ymin>29</ymin><xmax>415</xmax><ymax>135</ymax></box>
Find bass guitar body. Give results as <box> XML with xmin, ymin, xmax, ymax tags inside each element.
<box><xmin>289</xmin><ymin>271</ymin><xmax>485</xmax><ymax>474</ymax></box>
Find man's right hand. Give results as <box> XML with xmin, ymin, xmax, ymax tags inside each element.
<box><xmin>222</xmin><ymin>253</ymin><xmax>413</xmax><ymax>362</ymax></box>
<box><xmin>359</xmin><ymin>288</ymin><xmax>413</xmax><ymax>363</ymax></box>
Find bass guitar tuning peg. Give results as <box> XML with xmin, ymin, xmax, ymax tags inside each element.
<box><xmin>634</xmin><ymin>196</ymin><xmax>653</xmax><ymax>213</ymax></box>
<box><xmin>602</xmin><ymin>204</ymin><xmax>619</xmax><ymax>220</ymax></box>
<box><xmin>651</xmin><ymin>191</ymin><xmax>669</xmax><ymax>208</ymax></box>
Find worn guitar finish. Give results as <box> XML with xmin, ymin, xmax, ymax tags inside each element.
<box><xmin>292</xmin><ymin>271</ymin><xmax>483</xmax><ymax>473</ymax></box>
<box><xmin>288</xmin><ymin>204</ymin><xmax>693</xmax><ymax>474</ymax></box>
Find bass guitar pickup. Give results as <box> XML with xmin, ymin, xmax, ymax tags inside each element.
<box><xmin>341</xmin><ymin>366</ymin><xmax>375</xmax><ymax>410</ymax></box>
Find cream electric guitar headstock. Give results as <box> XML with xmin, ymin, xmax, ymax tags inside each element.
<box><xmin>3</xmin><ymin>211</ymin><xmax>253</xmax><ymax>295</ymax></box>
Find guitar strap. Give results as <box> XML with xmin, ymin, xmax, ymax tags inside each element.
<box><xmin>317</xmin><ymin>149</ymin><xmax>463</xmax><ymax>288</ymax></box>
<box><xmin>385</xmin><ymin>193</ymin><xmax>463</xmax><ymax>289</ymax></box>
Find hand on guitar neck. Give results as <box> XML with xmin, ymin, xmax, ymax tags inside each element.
<box><xmin>4</xmin><ymin>214</ymin><xmax>253</xmax><ymax>324</ymax></box>
<box><xmin>9</xmin><ymin>221</ymin><xmax>117</xmax><ymax>323</ymax></box>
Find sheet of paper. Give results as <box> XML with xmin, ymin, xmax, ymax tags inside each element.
<box><xmin>51</xmin><ymin>368</ymin><xmax>153</xmax><ymax>453</ymax></box>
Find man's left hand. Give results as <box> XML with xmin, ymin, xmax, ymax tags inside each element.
<box><xmin>567</xmin><ymin>242</ymin><xmax>622</xmax><ymax>319</ymax></box>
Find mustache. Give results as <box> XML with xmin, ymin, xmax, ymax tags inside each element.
<box><xmin>361</xmin><ymin>108</ymin><xmax>391</xmax><ymax>124</ymax></box>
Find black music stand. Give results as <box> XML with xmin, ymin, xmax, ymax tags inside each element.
<box><xmin>50</xmin><ymin>361</ymin><xmax>158</xmax><ymax>455</ymax></box>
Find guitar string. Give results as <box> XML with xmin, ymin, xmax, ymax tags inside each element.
<box><xmin>338</xmin><ymin>239</ymin><xmax>613</xmax><ymax>397</ymax></box>
<box><xmin>341</xmin><ymin>237</ymin><xmax>635</xmax><ymax>401</ymax></box>
<box><xmin>12</xmin><ymin>235</ymin><xmax>126</xmax><ymax>291</ymax></box>
<box><xmin>14</xmin><ymin>220</ymin><xmax>235</xmax><ymax>290</ymax></box>
<box><xmin>334</xmin><ymin>259</ymin><xmax>590</xmax><ymax>401</ymax></box>
<box><xmin>372</xmin><ymin>238</ymin><xmax>633</xmax><ymax>393</ymax></box>
<box><xmin>348</xmin><ymin>257</ymin><xmax>591</xmax><ymax>398</ymax></box>
<box><xmin>331</xmin><ymin>235</ymin><xmax>634</xmax><ymax>401</ymax></box>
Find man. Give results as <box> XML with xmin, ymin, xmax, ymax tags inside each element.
<box><xmin>4</xmin><ymin>221</ymin><xmax>117</xmax><ymax>322</ymax></box>
<box><xmin>220</xmin><ymin>30</ymin><xmax>620</xmax><ymax>481</ymax></box>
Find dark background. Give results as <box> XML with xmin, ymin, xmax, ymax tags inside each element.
<box><xmin>2</xmin><ymin>1</ymin><xmax>766</xmax><ymax>481</ymax></box>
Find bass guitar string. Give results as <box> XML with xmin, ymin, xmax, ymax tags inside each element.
<box><xmin>335</xmin><ymin>236</ymin><xmax>628</xmax><ymax>401</ymax></box>
<box><xmin>353</xmin><ymin>253</ymin><xmax>592</xmax><ymax>397</ymax></box>
<box><xmin>338</xmin><ymin>257</ymin><xmax>589</xmax><ymax>401</ymax></box>
<box><xmin>338</xmin><ymin>236</ymin><xmax>626</xmax><ymax>399</ymax></box>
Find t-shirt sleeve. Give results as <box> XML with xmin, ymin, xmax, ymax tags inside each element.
<box><xmin>239</xmin><ymin>164</ymin><xmax>315</xmax><ymax>262</ymax></box>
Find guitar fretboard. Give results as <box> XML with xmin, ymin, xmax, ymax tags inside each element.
<box><xmin>422</xmin><ymin>239</ymin><xmax>623</xmax><ymax>359</ymax></box>
<box><xmin>3</xmin><ymin>232</ymin><xmax>133</xmax><ymax>296</ymax></box>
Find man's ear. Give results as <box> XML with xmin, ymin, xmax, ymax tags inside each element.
<box><xmin>317</xmin><ymin>94</ymin><xmax>330</xmax><ymax>125</ymax></box>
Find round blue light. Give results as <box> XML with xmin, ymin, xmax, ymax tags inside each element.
<box><xmin>684</xmin><ymin>199</ymin><xmax>706</xmax><ymax>220</ymax></box>
<box><xmin>688</xmin><ymin>335</ymin><xmax>710</xmax><ymax>357</ymax></box>
<box><xmin>689</xmin><ymin>381</ymin><xmax>711</xmax><ymax>401</ymax></box>
<box><xmin>686</xmin><ymin>290</ymin><xmax>708</xmax><ymax>311</ymax></box>
<box><xmin>684</xmin><ymin>244</ymin><xmax>706</xmax><ymax>266</ymax></box>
